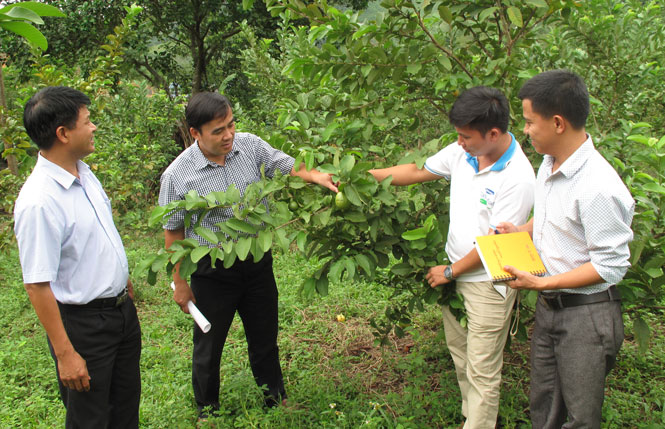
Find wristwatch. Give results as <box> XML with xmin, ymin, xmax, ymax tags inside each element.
<box><xmin>444</xmin><ymin>265</ymin><xmax>455</xmax><ymax>281</ymax></box>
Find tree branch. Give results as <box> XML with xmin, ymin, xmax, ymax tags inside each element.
<box><xmin>413</xmin><ymin>7</ymin><xmax>474</xmax><ymax>80</ymax></box>
<box><xmin>466</xmin><ymin>24</ymin><xmax>493</xmax><ymax>59</ymax></box>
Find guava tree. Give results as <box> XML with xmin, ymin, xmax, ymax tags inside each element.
<box><xmin>244</xmin><ymin>0</ymin><xmax>665</xmax><ymax>348</ymax></box>
<box><xmin>138</xmin><ymin>0</ymin><xmax>578</xmax><ymax>342</ymax></box>
<box><xmin>140</xmin><ymin>0</ymin><xmax>665</xmax><ymax>349</ymax></box>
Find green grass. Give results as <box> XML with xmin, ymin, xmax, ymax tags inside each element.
<box><xmin>0</xmin><ymin>231</ymin><xmax>663</xmax><ymax>428</ymax></box>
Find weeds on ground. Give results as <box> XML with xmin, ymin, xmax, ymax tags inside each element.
<box><xmin>0</xmin><ymin>234</ymin><xmax>663</xmax><ymax>427</ymax></box>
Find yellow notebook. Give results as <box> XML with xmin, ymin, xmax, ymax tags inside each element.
<box><xmin>475</xmin><ymin>231</ymin><xmax>547</xmax><ymax>283</ymax></box>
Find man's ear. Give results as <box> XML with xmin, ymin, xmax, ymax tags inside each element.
<box><xmin>55</xmin><ymin>125</ymin><xmax>69</xmax><ymax>144</ymax></box>
<box><xmin>487</xmin><ymin>127</ymin><xmax>501</xmax><ymax>141</ymax></box>
<box><xmin>189</xmin><ymin>127</ymin><xmax>201</xmax><ymax>140</ymax></box>
<box><xmin>553</xmin><ymin>115</ymin><xmax>566</xmax><ymax>134</ymax></box>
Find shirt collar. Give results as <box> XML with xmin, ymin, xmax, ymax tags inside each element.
<box><xmin>36</xmin><ymin>153</ymin><xmax>89</xmax><ymax>190</ymax></box>
<box><xmin>543</xmin><ymin>134</ymin><xmax>593</xmax><ymax>179</ymax></box>
<box><xmin>191</xmin><ymin>142</ymin><xmax>213</xmax><ymax>170</ymax></box>
<box><xmin>465</xmin><ymin>132</ymin><xmax>517</xmax><ymax>173</ymax></box>
<box><xmin>191</xmin><ymin>140</ymin><xmax>240</xmax><ymax>170</ymax></box>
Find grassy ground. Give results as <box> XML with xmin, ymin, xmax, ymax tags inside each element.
<box><xmin>0</xmin><ymin>230</ymin><xmax>663</xmax><ymax>428</ymax></box>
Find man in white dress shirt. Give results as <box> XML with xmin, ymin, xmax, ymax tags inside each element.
<box><xmin>14</xmin><ymin>86</ymin><xmax>141</xmax><ymax>428</ymax></box>
<box><xmin>498</xmin><ymin>70</ymin><xmax>635</xmax><ymax>428</ymax></box>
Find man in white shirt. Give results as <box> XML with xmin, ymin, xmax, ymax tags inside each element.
<box><xmin>370</xmin><ymin>87</ymin><xmax>535</xmax><ymax>428</ymax></box>
<box><xmin>14</xmin><ymin>86</ymin><xmax>141</xmax><ymax>428</ymax></box>
<box><xmin>498</xmin><ymin>70</ymin><xmax>634</xmax><ymax>428</ymax></box>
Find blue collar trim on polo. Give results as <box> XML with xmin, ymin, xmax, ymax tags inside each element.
<box><xmin>465</xmin><ymin>132</ymin><xmax>517</xmax><ymax>173</ymax></box>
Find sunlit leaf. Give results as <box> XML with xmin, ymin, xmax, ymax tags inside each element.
<box><xmin>0</xmin><ymin>21</ymin><xmax>46</xmax><ymax>50</ymax></box>
<box><xmin>235</xmin><ymin>237</ymin><xmax>252</xmax><ymax>261</ymax></box>
<box><xmin>438</xmin><ymin>5</ymin><xmax>453</xmax><ymax>23</ymax></box>
<box><xmin>0</xmin><ymin>2</ymin><xmax>65</xmax><ymax>17</ymax></box>
<box><xmin>4</xmin><ymin>6</ymin><xmax>43</xmax><ymax>24</ymax></box>
<box><xmin>257</xmin><ymin>230</ymin><xmax>273</xmax><ymax>252</ymax></box>
<box><xmin>225</xmin><ymin>218</ymin><xmax>257</xmax><ymax>234</ymax></box>
<box><xmin>524</xmin><ymin>0</ymin><xmax>548</xmax><ymax>8</ymax></box>
<box><xmin>507</xmin><ymin>7</ymin><xmax>523</xmax><ymax>27</ymax></box>
<box><xmin>190</xmin><ymin>246</ymin><xmax>211</xmax><ymax>263</ymax></box>
<box><xmin>194</xmin><ymin>227</ymin><xmax>219</xmax><ymax>245</ymax></box>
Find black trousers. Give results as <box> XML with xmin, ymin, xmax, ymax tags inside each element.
<box><xmin>50</xmin><ymin>298</ymin><xmax>141</xmax><ymax>429</ymax></box>
<box><xmin>190</xmin><ymin>252</ymin><xmax>286</xmax><ymax>409</ymax></box>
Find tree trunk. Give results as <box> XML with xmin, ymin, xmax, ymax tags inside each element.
<box><xmin>189</xmin><ymin>0</ymin><xmax>207</xmax><ymax>94</ymax></box>
<box><xmin>0</xmin><ymin>61</ymin><xmax>19</xmax><ymax>175</ymax></box>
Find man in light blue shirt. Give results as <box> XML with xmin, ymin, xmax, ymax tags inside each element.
<box><xmin>14</xmin><ymin>86</ymin><xmax>141</xmax><ymax>428</ymax></box>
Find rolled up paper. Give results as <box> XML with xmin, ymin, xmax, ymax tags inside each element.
<box><xmin>170</xmin><ymin>282</ymin><xmax>211</xmax><ymax>333</ymax></box>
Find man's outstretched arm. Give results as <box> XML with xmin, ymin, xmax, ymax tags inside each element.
<box><xmin>291</xmin><ymin>164</ymin><xmax>338</xmax><ymax>192</ymax></box>
<box><xmin>369</xmin><ymin>163</ymin><xmax>441</xmax><ymax>186</ymax></box>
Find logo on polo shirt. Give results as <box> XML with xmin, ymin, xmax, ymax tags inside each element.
<box><xmin>480</xmin><ymin>188</ymin><xmax>496</xmax><ymax>208</ymax></box>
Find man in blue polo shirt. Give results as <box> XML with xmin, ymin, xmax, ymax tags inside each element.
<box><xmin>370</xmin><ymin>86</ymin><xmax>535</xmax><ymax>428</ymax></box>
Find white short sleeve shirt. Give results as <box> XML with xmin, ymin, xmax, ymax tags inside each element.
<box><xmin>424</xmin><ymin>133</ymin><xmax>536</xmax><ymax>281</ymax></box>
<box><xmin>534</xmin><ymin>136</ymin><xmax>635</xmax><ymax>294</ymax></box>
<box><xmin>14</xmin><ymin>155</ymin><xmax>129</xmax><ymax>304</ymax></box>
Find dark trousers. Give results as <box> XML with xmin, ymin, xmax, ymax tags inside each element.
<box><xmin>529</xmin><ymin>296</ymin><xmax>624</xmax><ymax>429</ymax></box>
<box><xmin>49</xmin><ymin>298</ymin><xmax>142</xmax><ymax>429</ymax></box>
<box><xmin>190</xmin><ymin>252</ymin><xmax>285</xmax><ymax>410</ymax></box>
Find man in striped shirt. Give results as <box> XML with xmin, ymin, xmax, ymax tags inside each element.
<box><xmin>499</xmin><ymin>70</ymin><xmax>635</xmax><ymax>428</ymax></box>
<box><xmin>159</xmin><ymin>92</ymin><xmax>337</xmax><ymax>420</ymax></box>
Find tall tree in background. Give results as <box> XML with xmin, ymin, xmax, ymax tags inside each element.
<box><xmin>0</xmin><ymin>1</ymin><xmax>131</xmax><ymax>80</ymax></box>
<box><xmin>2</xmin><ymin>1</ymin><xmax>370</xmax><ymax>98</ymax></box>
<box><xmin>2</xmin><ymin>0</ymin><xmax>279</xmax><ymax>96</ymax></box>
<box><xmin>130</xmin><ymin>0</ymin><xmax>279</xmax><ymax>95</ymax></box>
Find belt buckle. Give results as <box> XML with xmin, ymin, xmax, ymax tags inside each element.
<box><xmin>541</xmin><ymin>294</ymin><xmax>562</xmax><ymax>310</ymax></box>
<box><xmin>115</xmin><ymin>289</ymin><xmax>128</xmax><ymax>307</ymax></box>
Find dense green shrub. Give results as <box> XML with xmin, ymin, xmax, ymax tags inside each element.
<box><xmin>85</xmin><ymin>82</ymin><xmax>185</xmax><ymax>216</ymax></box>
<box><xmin>233</xmin><ymin>0</ymin><xmax>665</xmax><ymax>344</ymax></box>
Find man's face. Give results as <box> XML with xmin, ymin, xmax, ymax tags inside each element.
<box><xmin>522</xmin><ymin>99</ymin><xmax>555</xmax><ymax>155</ymax></box>
<box><xmin>454</xmin><ymin>125</ymin><xmax>492</xmax><ymax>157</ymax></box>
<box><xmin>191</xmin><ymin>109</ymin><xmax>236</xmax><ymax>160</ymax></box>
<box><xmin>67</xmin><ymin>106</ymin><xmax>97</xmax><ymax>158</ymax></box>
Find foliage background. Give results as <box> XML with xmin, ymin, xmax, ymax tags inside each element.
<box><xmin>0</xmin><ymin>0</ymin><xmax>664</xmax><ymax>426</ymax></box>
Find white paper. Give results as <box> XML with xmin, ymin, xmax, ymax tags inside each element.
<box><xmin>493</xmin><ymin>284</ymin><xmax>507</xmax><ymax>299</ymax></box>
<box><xmin>170</xmin><ymin>282</ymin><xmax>211</xmax><ymax>333</ymax></box>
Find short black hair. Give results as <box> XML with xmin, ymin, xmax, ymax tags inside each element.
<box><xmin>449</xmin><ymin>86</ymin><xmax>510</xmax><ymax>134</ymax></box>
<box><xmin>23</xmin><ymin>86</ymin><xmax>91</xmax><ymax>150</ymax></box>
<box><xmin>518</xmin><ymin>70</ymin><xmax>589</xmax><ymax>130</ymax></box>
<box><xmin>185</xmin><ymin>92</ymin><xmax>232</xmax><ymax>131</ymax></box>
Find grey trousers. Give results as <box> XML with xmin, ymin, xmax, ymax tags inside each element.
<box><xmin>530</xmin><ymin>295</ymin><xmax>624</xmax><ymax>429</ymax></box>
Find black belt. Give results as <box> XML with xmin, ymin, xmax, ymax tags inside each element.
<box><xmin>60</xmin><ymin>288</ymin><xmax>129</xmax><ymax>310</ymax></box>
<box><xmin>540</xmin><ymin>285</ymin><xmax>620</xmax><ymax>310</ymax></box>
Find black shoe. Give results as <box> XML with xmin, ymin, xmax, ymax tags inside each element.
<box><xmin>264</xmin><ymin>395</ymin><xmax>288</xmax><ymax>408</ymax></box>
<box><xmin>197</xmin><ymin>405</ymin><xmax>221</xmax><ymax>422</ymax></box>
